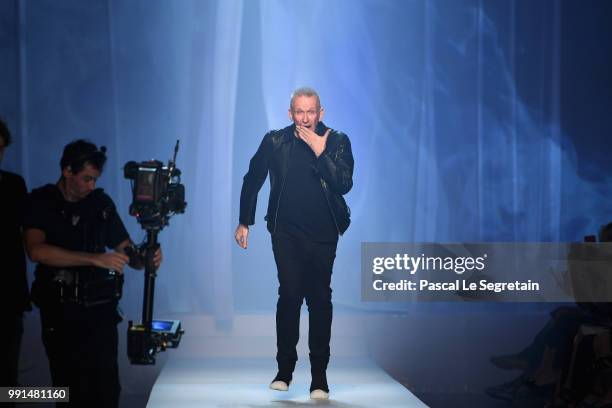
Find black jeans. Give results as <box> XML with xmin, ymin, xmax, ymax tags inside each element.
<box><xmin>40</xmin><ymin>303</ymin><xmax>121</xmax><ymax>408</ymax></box>
<box><xmin>272</xmin><ymin>230</ymin><xmax>337</xmax><ymax>376</ymax></box>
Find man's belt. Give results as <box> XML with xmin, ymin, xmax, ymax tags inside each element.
<box><xmin>32</xmin><ymin>267</ymin><xmax>123</xmax><ymax>308</ymax></box>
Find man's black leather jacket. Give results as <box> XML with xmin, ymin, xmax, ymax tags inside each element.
<box><xmin>239</xmin><ymin>122</ymin><xmax>353</xmax><ymax>235</ymax></box>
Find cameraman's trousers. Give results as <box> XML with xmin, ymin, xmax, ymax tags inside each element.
<box><xmin>40</xmin><ymin>303</ymin><xmax>121</xmax><ymax>408</ymax></box>
<box><xmin>271</xmin><ymin>229</ymin><xmax>337</xmax><ymax>377</ymax></box>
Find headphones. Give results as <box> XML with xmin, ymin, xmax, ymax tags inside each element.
<box><xmin>65</xmin><ymin>145</ymin><xmax>107</xmax><ymax>173</ymax></box>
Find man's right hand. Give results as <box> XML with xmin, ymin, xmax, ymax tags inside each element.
<box><xmin>91</xmin><ymin>252</ymin><xmax>130</xmax><ymax>273</ymax></box>
<box><xmin>234</xmin><ymin>224</ymin><xmax>249</xmax><ymax>249</ymax></box>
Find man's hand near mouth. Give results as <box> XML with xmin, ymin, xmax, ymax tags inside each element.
<box><xmin>295</xmin><ymin>126</ymin><xmax>330</xmax><ymax>158</ymax></box>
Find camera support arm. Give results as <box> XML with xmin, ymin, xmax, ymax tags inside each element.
<box><xmin>142</xmin><ymin>228</ymin><xmax>160</xmax><ymax>337</ymax></box>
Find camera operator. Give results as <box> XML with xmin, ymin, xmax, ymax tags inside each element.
<box><xmin>23</xmin><ymin>139</ymin><xmax>161</xmax><ymax>408</ymax></box>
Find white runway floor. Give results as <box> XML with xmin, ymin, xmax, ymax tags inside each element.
<box><xmin>145</xmin><ymin>314</ymin><xmax>427</xmax><ymax>407</ymax></box>
<box><xmin>147</xmin><ymin>356</ymin><xmax>428</xmax><ymax>407</ymax></box>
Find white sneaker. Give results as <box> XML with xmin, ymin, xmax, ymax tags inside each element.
<box><xmin>269</xmin><ymin>380</ymin><xmax>289</xmax><ymax>391</ymax></box>
<box><xmin>310</xmin><ymin>389</ymin><xmax>329</xmax><ymax>400</ymax></box>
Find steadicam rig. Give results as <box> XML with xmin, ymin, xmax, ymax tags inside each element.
<box><xmin>123</xmin><ymin>141</ymin><xmax>187</xmax><ymax>365</ymax></box>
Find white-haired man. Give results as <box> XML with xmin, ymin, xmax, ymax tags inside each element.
<box><xmin>235</xmin><ymin>87</ymin><xmax>353</xmax><ymax>399</ymax></box>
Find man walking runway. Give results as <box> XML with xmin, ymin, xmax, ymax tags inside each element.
<box><xmin>235</xmin><ymin>87</ymin><xmax>354</xmax><ymax>399</ymax></box>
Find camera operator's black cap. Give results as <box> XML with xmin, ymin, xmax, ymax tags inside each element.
<box><xmin>60</xmin><ymin>139</ymin><xmax>107</xmax><ymax>174</ymax></box>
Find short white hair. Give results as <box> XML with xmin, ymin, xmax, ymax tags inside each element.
<box><xmin>290</xmin><ymin>87</ymin><xmax>321</xmax><ymax>110</ymax></box>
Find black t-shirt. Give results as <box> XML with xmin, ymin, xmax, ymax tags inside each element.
<box><xmin>24</xmin><ymin>184</ymin><xmax>129</xmax><ymax>254</ymax></box>
<box><xmin>276</xmin><ymin>137</ymin><xmax>338</xmax><ymax>242</ymax></box>
<box><xmin>23</xmin><ymin>184</ymin><xmax>130</xmax><ymax>287</ymax></box>
<box><xmin>0</xmin><ymin>170</ymin><xmax>30</xmax><ymax>315</ymax></box>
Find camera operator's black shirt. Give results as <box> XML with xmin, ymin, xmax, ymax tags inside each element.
<box><xmin>0</xmin><ymin>170</ymin><xmax>30</xmax><ymax>315</ymax></box>
<box><xmin>23</xmin><ymin>184</ymin><xmax>130</xmax><ymax>279</ymax></box>
<box><xmin>276</xmin><ymin>137</ymin><xmax>338</xmax><ymax>242</ymax></box>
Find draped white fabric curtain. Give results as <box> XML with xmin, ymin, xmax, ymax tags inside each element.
<box><xmin>9</xmin><ymin>0</ymin><xmax>611</xmax><ymax>315</ymax></box>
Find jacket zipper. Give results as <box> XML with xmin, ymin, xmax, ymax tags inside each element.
<box><xmin>319</xmin><ymin>135</ymin><xmax>341</xmax><ymax>234</ymax></box>
<box><xmin>320</xmin><ymin>178</ymin><xmax>341</xmax><ymax>235</ymax></box>
<box><xmin>272</xmin><ymin>139</ymin><xmax>295</xmax><ymax>234</ymax></box>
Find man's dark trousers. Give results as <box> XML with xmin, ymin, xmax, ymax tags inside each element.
<box><xmin>40</xmin><ymin>304</ymin><xmax>121</xmax><ymax>408</ymax></box>
<box><xmin>271</xmin><ymin>229</ymin><xmax>337</xmax><ymax>377</ymax></box>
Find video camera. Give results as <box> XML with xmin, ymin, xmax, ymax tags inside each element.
<box><xmin>123</xmin><ymin>141</ymin><xmax>186</xmax><ymax>229</ymax></box>
<box><xmin>124</xmin><ymin>141</ymin><xmax>187</xmax><ymax>364</ymax></box>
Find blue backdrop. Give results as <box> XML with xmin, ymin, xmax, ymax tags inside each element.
<box><xmin>1</xmin><ymin>0</ymin><xmax>611</xmax><ymax>319</ymax></box>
